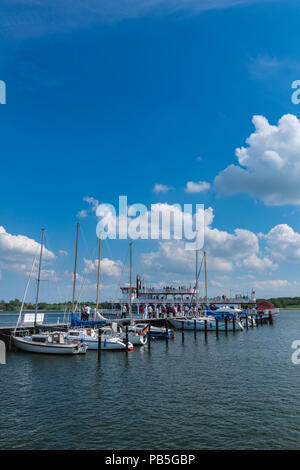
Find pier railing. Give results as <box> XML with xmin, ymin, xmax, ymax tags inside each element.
<box><xmin>0</xmin><ymin>311</ymin><xmax>71</xmax><ymax>329</ymax></box>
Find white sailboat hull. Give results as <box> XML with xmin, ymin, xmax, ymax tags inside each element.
<box><xmin>81</xmin><ymin>338</ymin><xmax>133</xmax><ymax>350</ymax></box>
<box><xmin>13</xmin><ymin>336</ymin><xmax>84</xmax><ymax>355</ymax></box>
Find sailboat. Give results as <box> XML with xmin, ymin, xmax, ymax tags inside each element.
<box><xmin>69</xmin><ymin>225</ymin><xmax>106</xmax><ymax>327</ymax></box>
<box><xmin>13</xmin><ymin>229</ymin><xmax>88</xmax><ymax>355</ymax></box>
<box><xmin>66</xmin><ymin>228</ymin><xmax>132</xmax><ymax>350</ymax></box>
<box><xmin>119</xmin><ymin>242</ymin><xmax>148</xmax><ymax>346</ymax></box>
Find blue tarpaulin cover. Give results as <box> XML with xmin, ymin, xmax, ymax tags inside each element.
<box><xmin>70</xmin><ymin>314</ymin><xmax>107</xmax><ymax>327</ymax></box>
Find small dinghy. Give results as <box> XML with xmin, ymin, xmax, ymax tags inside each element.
<box><xmin>13</xmin><ymin>332</ymin><xmax>87</xmax><ymax>355</ymax></box>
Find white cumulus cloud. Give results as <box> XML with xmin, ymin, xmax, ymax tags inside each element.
<box><xmin>83</xmin><ymin>257</ymin><xmax>123</xmax><ymax>278</ymax></box>
<box><xmin>185</xmin><ymin>181</ymin><xmax>211</xmax><ymax>193</ymax></box>
<box><xmin>215</xmin><ymin>114</ymin><xmax>300</xmax><ymax>206</ymax></box>
<box><xmin>153</xmin><ymin>184</ymin><xmax>173</xmax><ymax>194</ymax></box>
<box><xmin>0</xmin><ymin>226</ymin><xmax>55</xmax><ymax>274</ymax></box>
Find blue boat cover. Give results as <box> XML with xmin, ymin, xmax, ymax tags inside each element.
<box><xmin>70</xmin><ymin>314</ymin><xmax>107</xmax><ymax>327</ymax></box>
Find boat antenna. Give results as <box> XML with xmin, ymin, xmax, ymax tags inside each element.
<box><xmin>96</xmin><ymin>231</ymin><xmax>102</xmax><ymax>312</ymax></box>
<box><xmin>34</xmin><ymin>228</ymin><xmax>45</xmax><ymax>331</ymax></box>
<box><xmin>72</xmin><ymin>223</ymin><xmax>80</xmax><ymax>313</ymax></box>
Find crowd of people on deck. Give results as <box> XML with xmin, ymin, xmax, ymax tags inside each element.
<box><xmin>119</xmin><ymin>303</ymin><xmax>206</xmax><ymax>319</ymax></box>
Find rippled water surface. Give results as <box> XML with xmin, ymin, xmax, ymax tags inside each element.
<box><xmin>1</xmin><ymin>311</ymin><xmax>300</xmax><ymax>449</ymax></box>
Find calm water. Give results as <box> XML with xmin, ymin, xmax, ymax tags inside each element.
<box><xmin>1</xmin><ymin>310</ymin><xmax>300</xmax><ymax>450</ymax></box>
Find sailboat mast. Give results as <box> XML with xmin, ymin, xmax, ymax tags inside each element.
<box><xmin>129</xmin><ymin>242</ymin><xmax>132</xmax><ymax>318</ymax></box>
<box><xmin>204</xmin><ymin>250</ymin><xmax>208</xmax><ymax>306</ymax></box>
<box><xmin>195</xmin><ymin>249</ymin><xmax>199</xmax><ymax>311</ymax></box>
<box><xmin>96</xmin><ymin>232</ymin><xmax>102</xmax><ymax>312</ymax></box>
<box><xmin>72</xmin><ymin>223</ymin><xmax>80</xmax><ymax>313</ymax></box>
<box><xmin>34</xmin><ymin>228</ymin><xmax>45</xmax><ymax>329</ymax></box>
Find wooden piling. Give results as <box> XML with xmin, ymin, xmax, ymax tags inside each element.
<box><xmin>194</xmin><ymin>319</ymin><xmax>197</xmax><ymax>339</ymax></box>
<box><xmin>204</xmin><ymin>319</ymin><xmax>208</xmax><ymax>341</ymax></box>
<box><xmin>181</xmin><ymin>321</ymin><xmax>184</xmax><ymax>343</ymax></box>
<box><xmin>233</xmin><ymin>316</ymin><xmax>236</xmax><ymax>333</ymax></box>
<box><xmin>225</xmin><ymin>316</ymin><xmax>228</xmax><ymax>334</ymax></box>
<box><xmin>165</xmin><ymin>320</ymin><xmax>168</xmax><ymax>344</ymax></box>
<box><xmin>245</xmin><ymin>315</ymin><xmax>248</xmax><ymax>330</ymax></box>
<box><xmin>251</xmin><ymin>316</ymin><xmax>254</xmax><ymax>328</ymax></box>
<box><xmin>216</xmin><ymin>317</ymin><xmax>219</xmax><ymax>338</ymax></box>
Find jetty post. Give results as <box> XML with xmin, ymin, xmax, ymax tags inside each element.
<box><xmin>204</xmin><ymin>319</ymin><xmax>208</xmax><ymax>341</ymax></box>
<box><xmin>225</xmin><ymin>316</ymin><xmax>228</xmax><ymax>334</ymax></box>
<box><xmin>181</xmin><ymin>321</ymin><xmax>184</xmax><ymax>344</ymax></box>
<box><xmin>215</xmin><ymin>317</ymin><xmax>219</xmax><ymax>338</ymax></box>
<box><xmin>251</xmin><ymin>316</ymin><xmax>254</xmax><ymax>328</ymax></box>
<box><xmin>245</xmin><ymin>314</ymin><xmax>248</xmax><ymax>330</ymax></box>
<box><xmin>194</xmin><ymin>319</ymin><xmax>197</xmax><ymax>339</ymax></box>
<box><xmin>233</xmin><ymin>316</ymin><xmax>236</xmax><ymax>333</ymax></box>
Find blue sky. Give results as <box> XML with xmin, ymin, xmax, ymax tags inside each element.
<box><xmin>1</xmin><ymin>0</ymin><xmax>300</xmax><ymax>303</ymax></box>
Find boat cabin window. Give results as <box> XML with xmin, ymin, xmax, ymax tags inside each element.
<box><xmin>69</xmin><ymin>332</ymin><xmax>79</xmax><ymax>336</ymax></box>
<box><xmin>32</xmin><ymin>336</ymin><xmax>46</xmax><ymax>343</ymax></box>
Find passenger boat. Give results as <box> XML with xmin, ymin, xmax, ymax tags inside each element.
<box><xmin>13</xmin><ymin>332</ymin><xmax>87</xmax><ymax>355</ymax></box>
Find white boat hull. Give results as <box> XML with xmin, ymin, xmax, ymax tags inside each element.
<box><xmin>13</xmin><ymin>336</ymin><xmax>84</xmax><ymax>355</ymax></box>
<box><xmin>169</xmin><ymin>318</ymin><xmax>244</xmax><ymax>331</ymax></box>
<box><xmin>83</xmin><ymin>338</ymin><xmax>133</xmax><ymax>350</ymax></box>
<box><xmin>65</xmin><ymin>333</ymin><xmax>133</xmax><ymax>351</ymax></box>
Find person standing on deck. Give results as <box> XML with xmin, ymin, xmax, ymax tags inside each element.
<box><xmin>121</xmin><ymin>304</ymin><xmax>127</xmax><ymax>319</ymax></box>
<box><xmin>81</xmin><ymin>305</ymin><xmax>85</xmax><ymax>320</ymax></box>
<box><xmin>144</xmin><ymin>305</ymin><xmax>148</xmax><ymax>319</ymax></box>
<box><xmin>85</xmin><ymin>305</ymin><xmax>91</xmax><ymax>320</ymax></box>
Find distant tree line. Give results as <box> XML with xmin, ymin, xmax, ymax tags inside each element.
<box><xmin>0</xmin><ymin>299</ymin><xmax>111</xmax><ymax>311</ymax></box>
<box><xmin>257</xmin><ymin>297</ymin><xmax>300</xmax><ymax>308</ymax></box>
